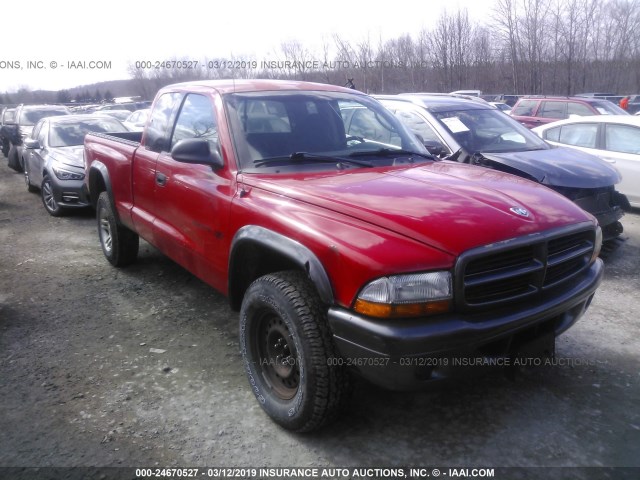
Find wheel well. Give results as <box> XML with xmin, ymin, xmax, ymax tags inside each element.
<box><xmin>228</xmin><ymin>242</ymin><xmax>308</xmax><ymax>311</ymax></box>
<box><xmin>89</xmin><ymin>169</ymin><xmax>107</xmax><ymax>208</ymax></box>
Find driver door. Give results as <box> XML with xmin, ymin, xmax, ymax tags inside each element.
<box><xmin>152</xmin><ymin>93</ymin><xmax>232</xmax><ymax>292</ymax></box>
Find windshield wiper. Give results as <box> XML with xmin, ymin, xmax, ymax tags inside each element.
<box><xmin>253</xmin><ymin>153</ymin><xmax>372</xmax><ymax>168</ymax></box>
<box><xmin>348</xmin><ymin>148</ymin><xmax>437</xmax><ymax>161</ymax></box>
<box><xmin>253</xmin><ymin>152</ymin><xmax>373</xmax><ymax>169</ymax></box>
<box><xmin>290</xmin><ymin>152</ymin><xmax>373</xmax><ymax>168</ymax></box>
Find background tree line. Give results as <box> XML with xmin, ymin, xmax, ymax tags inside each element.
<box><xmin>3</xmin><ymin>0</ymin><xmax>639</xmax><ymax>104</ymax></box>
<box><xmin>126</xmin><ymin>0</ymin><xmax>640</xmax><ymax>97</ymax></box>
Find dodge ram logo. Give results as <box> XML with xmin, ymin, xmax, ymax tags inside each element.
<box><xmin>510</xmin><ymin>207</ymin><xmax>530</xmax><ymax>217</ymax></box>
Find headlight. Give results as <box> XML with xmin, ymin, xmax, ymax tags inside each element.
<box><xmin>354</xmin><ymin>271</ymin><xmax>452</xmax><ymax>318</ymax></box>
<box><xmin>591</xmin><ymin>226</ymin><xmax>602</xmax><ymax>263</ymax></box>
<box><xmin>52</xmin><ymin>166</ymin><xmax>84</xmax><ymax>181</ymax></box>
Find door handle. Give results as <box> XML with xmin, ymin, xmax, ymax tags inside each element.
<box><xmin>156</xmin><ymin>172</ymin><xmax>167</xmax><ymax>186</ymax></box>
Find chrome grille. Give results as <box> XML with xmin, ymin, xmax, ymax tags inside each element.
<box><xmin>455</xmin><ymin>225</ymin><xmax>595</xmax><ymax>311</ymax></box>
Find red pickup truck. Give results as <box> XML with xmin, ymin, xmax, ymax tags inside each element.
<box><xmin>84</xmin><ymin>80</ymin><xmax>604</xmax><ymax>432</ymax></box>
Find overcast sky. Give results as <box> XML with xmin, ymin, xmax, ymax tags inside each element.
<box><xmin>0</xmin><ymin>0</ymin><xmax>494</xmax><ymax>93</ymax></box>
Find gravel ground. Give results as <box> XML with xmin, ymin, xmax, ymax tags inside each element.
<box><xmin>0</xmin><ymin>163</ymin><xmax>639</xmax><ymax>480</ymax></box>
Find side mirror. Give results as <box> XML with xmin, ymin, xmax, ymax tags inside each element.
<box><xmin>171</xmin><ymin>138</ymin><xmax>223</xmax><ymax>169</ymax></box>
<box><xmin>24</xmin><ymin>138</ymin><xmax>41</xmax><ymax>149</ymax></box>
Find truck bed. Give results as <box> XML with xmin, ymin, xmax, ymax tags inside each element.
<box><xmin>88</xmin><ymin>130</ymin><xmax>143</xmax><ymax>146</ymax></box>
<box><xmin>85</xmin><ymin>130</ymin><xmax>144</xmax><ymax>230</ymax></box>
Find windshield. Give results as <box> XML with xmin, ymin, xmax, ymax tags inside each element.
<box><xmin>223</xmin><ymin>90</ymin><xmax>427</xmax><ymax>172</ymax></box>
<box><xmin>49</xmin><ymin>118</ymin><xmax>127</xmax><ymax>147</ymax></box>
<box><xmin>432</xmin><ymin>107</ymin><xmax>549</xmax><ymax>153</ymax></box>
<box><xmin>20</xmin><ymin>107</ymin><xmax>69</xmax><ymax>126</ymax></box>
<box><xmin>591</xmin><ymin>101</ymin><xmax>628</xmax><ymax>115</ymax></box>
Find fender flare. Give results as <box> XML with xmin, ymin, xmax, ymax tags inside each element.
<box><xmin>88</xmin><ymin>161</ymin><xmax>118</xmax><ymax>221</ymax></box>
<box><xmin>229</xmin><ymin>225</ymin><xmax>334</xmax><ymax>307</ymax></box>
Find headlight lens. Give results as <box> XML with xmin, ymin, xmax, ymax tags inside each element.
<box><xmin>354</xmin><ymin>271</ymin><xmax>452</xmax><ymax>318</ymax></box>
<box><xmin>52</xmin><ymin>166</ymin><xmax>84</xmax><ymax>181</ymax></box>
<box><xmin>591</xmin><ymin>226</ymin><xmax>602</xmax><ymax>263</ymax></box>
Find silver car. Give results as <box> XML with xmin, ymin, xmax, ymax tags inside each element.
<box><xmin>23</xmin><ymin>114</ymin><xmax>128</xmax><ymax>216</ymax></box>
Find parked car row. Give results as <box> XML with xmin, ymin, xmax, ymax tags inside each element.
<box><xmin>3</xmin><ymin>93</ymin><xmax>636</xmax><ymax>242</ymax></box>
<box><xmin>1</xmin><ymin>104</ymin><xmax>71</xmax><ymax>172</ymax></box>
<box><xmin>509</xmin><ymin>95</ymin><xmax>628</xmax><ymax>128</ymax></box>
<box><xmin>1</xmin><ymin>106</ymin><xmax>141</xmax><ymax>216</ymax></box>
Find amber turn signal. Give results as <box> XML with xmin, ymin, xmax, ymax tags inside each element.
<box><xmin>354</xmin><ymin>299</ymin><xmax>451</xmax><ymax>318</ymax></box>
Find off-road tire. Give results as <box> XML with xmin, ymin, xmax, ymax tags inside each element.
<box><xmin>97</xmin><ymin>191</ymin><xmax>139</xmax><ymax>267</ymax></box>
<box><xmin>239</xmin><ymin>271</ymin><xmax>351</xmax><ymax>432</ymax></box>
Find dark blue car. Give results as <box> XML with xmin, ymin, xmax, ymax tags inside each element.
<box><xmin>377</xmin><ymin>93</ymin><xmax>630</xmax><ymax>240</ymax></box>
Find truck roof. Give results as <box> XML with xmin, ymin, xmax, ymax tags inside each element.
<box><xmin>164</xmin><ymin>79</ymin><xmax>363</xmax><ymax>95</ymax></box>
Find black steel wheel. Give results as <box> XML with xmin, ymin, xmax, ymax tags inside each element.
<box><xmin>239</xmin><ymin>271</ymin><xmax>351</xmax><ymax>432</ymax></box>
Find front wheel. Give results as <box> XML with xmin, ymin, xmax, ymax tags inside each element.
<box><xmin>239</xmin><ymin>271</ymin><xmax>351</xmax><ymax>432</ymax></box>
<box><xmin>41</xmin><ymin>175</ymin><xmax>64</xmax><ymax>216</ymax></box>
<box><xmin>96</xmin><ymin>191</ymin><xmax>139</xmax><ymax>266</ymax></box>
<box><xmin>7</xmin><ymin>146</ymin><xmax>21</xmax><ymax>172</ymax></box>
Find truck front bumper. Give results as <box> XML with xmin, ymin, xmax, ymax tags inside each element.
<box><xmin>327</xmin><ymin>258</ymin><xmax>604</xmax><ymax>390</ymax></box>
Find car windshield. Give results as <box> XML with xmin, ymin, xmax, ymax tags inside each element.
<box><xmin>19</xmin><ymin>108</ymin><xmax>69</xmax><ymax>126</ymax></box>
<box><xmin>49</xmin><ymin>118</ymin><xmax>127</xmax><ymax>147</ymax></box>
<box><xmin>223</xmin><ymin>90</ymin><xmax>428</xmax><ymax>172</ymax></box>
<box><xmin>591</xmin><ymin>101</ymin><xmax>628</xmax><ymax>115</ymax></box>
<box><xmin>432</xmin><ymin>107</ymin><xmax>549</xmax><ymax>153</ymax></box>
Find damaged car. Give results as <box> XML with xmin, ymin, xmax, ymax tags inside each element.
<box><xmin>377</xmin><ymin>94</ymin><xmax>630</xmax><ymax>241</ymax></box>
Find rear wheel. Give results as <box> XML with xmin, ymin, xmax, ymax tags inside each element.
<box><xmin>97</xmin><ymin>191</ymin><xmax>139</xmax><ymax>266</ymax></box>
<box><xmin>239</xmin><ymin>271</ymin><xmax>351</xmax><ymax>432</ymax></box>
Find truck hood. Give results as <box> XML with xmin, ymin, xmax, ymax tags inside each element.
<box><xmin>480</xmin><ymin>146</ymin><xmax>621</xmax><ymax>188</ymax></box>
<box><xmin>247</xmin><ymin>162</ymin><xmax>594</xmax><ymax>256</ymax></box>
<box><xmin>49</xmin><ymin>146</ymin><xmax>84</xmax><ymax>169</ymax></box>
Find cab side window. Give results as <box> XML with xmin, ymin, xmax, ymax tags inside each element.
<box><xmin>171</xmin><ymin>94</ymin><xmax>218</xmax><ymax>152</ymax></box>
<box><xmin>145</xmin><ymin>92</ymin><xmax>182</xmax><ymax>153</ymax></box>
